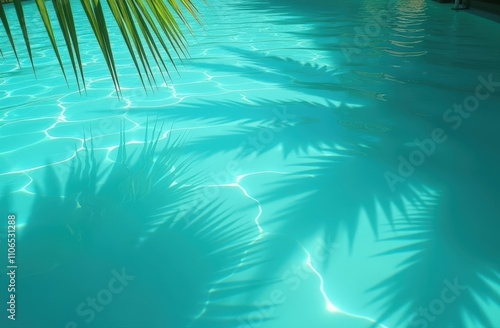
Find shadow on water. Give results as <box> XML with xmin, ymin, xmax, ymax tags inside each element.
<box><xmin>192</xmin><ymin>46</ymin><xmax>388</xmax><ymax>101</ymax></box>
<box><xmin>0</xmin><ymin>0</ymin><xmax>499</xmax><ymax>326</ymax></box>
<box><xmin>370</xmin><ymin>189</ymin><xmax>500</xmax><ymax>328</ymax></box>
<box><xmin>1</xmin><ymin>98</ymin><xmax>499</xmax><ymax>326</ymax></box>
<box><xmin>161</xmin><ymin>99</ymin><xmax>364</xmax><ymax>158</ymax></box>
<box><xmin>0</xmin><ymin>121</ymin><xmax>270</xmax><ymax>328</ymax></box>
<box><xmin>250</xmin><ymin>98</ymin><xmax>500</xmax><ymax>326</ymax></box>
<box><xmin>182</xmin><ymin>3</ymin><xmax>500</xmax><ymax>325</ymax></box>
<box><xmin>155</xmin><ymin>41</ymin><xmax>500</xmax><ymax>327</ymax></box>
<box><xmin>124</xmin><ymin>66</ymin><xmax>500</xmax><ymax>327</ymax></box>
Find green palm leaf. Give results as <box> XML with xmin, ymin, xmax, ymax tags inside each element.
<box><xmin>36</xmin><ymin>0</ymin><xmax>68</xmax><ymax>83</ymax></box>
<box><xmin>52</xmin><ymin>0</ymin><xmax>86</xmax><ymax>93</ymax></box>
<box><xmin>0</xmin><ymin>1</ymin><xmax>19</xmax><ymax>64</ymax></box>
<box><xmin>12</xmin><ymin>0</ymin><xmax>36</xmax><ymax>75</ymax></box>
<box><xmin>0</xmin><ymin>0</ymin><xmax>204</xmax><ymax>95</ymax></box>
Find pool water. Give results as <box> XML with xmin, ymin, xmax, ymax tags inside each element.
<box><xmin>1</xmin><ymin>0</ymin><xmax>500</xmax><ymax>327</ymax></box>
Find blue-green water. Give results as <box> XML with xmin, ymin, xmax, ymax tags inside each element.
<box><xmin>1</xmin><ymin>0</ymin><xmax>500</xmax><ymax>327</ymax></box>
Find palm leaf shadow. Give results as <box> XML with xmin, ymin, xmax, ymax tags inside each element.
<box><xmin>231</xmin><ymin>0</ymin><xmax>397</xmax><ymax>67</ymax></box>
<box><xmin>193</xmin><ymin>46</ymin><xmax>385</xmax><ymax>101</ymax></box>
<box><xmin>150</xmin><ymin>99</ymin><xmax>386</xmax><ymax>159</ymax></box>
<box><xmin>231</xmin><ymin>141</ymin><xmax>427</xmax><ymax>298</ymax></box>
<box><xmin>260</xmin><ymin>142</ymin><xmax>426</xmax><ymax>246</ymax></box>
<box><xmin>369</xmin><ymin>189</ymin><xmax>500</xmax><ymax>328</ymax></box>
<box><xmin>3</xmin><ymin>120</ymin><xmax>268</xmax><ymax>328</ymax></box>
<box><xmin>181</xmin><ymin>100</ymin><xmax>345</xmax><ymax>159</ymax></box>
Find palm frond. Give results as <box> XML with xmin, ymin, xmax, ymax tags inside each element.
<box><xmin>0</xmin><ymin>0</ymin><xmax>204</xmax><ymax>95</ymax></box>
<box><xmin>52</xmin><ymin>0</ymin><xmax>86</xmax><ymax>92</ymax></box>
<box><xmin>0</xmin><ymin>1</ymin><xmax>19</xmax><ymax>64</ymax></box>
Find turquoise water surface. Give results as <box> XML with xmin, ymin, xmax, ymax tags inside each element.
<box><xmin>1</xmin><ymin>0</ymin><xmax>500</xmax><ymax>327</ymax></box>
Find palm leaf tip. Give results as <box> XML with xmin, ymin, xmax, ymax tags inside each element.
<box><xmin>1</xmin><ymin>0</ymin><xmax>204</xmax><ymax>95</ymax></box>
